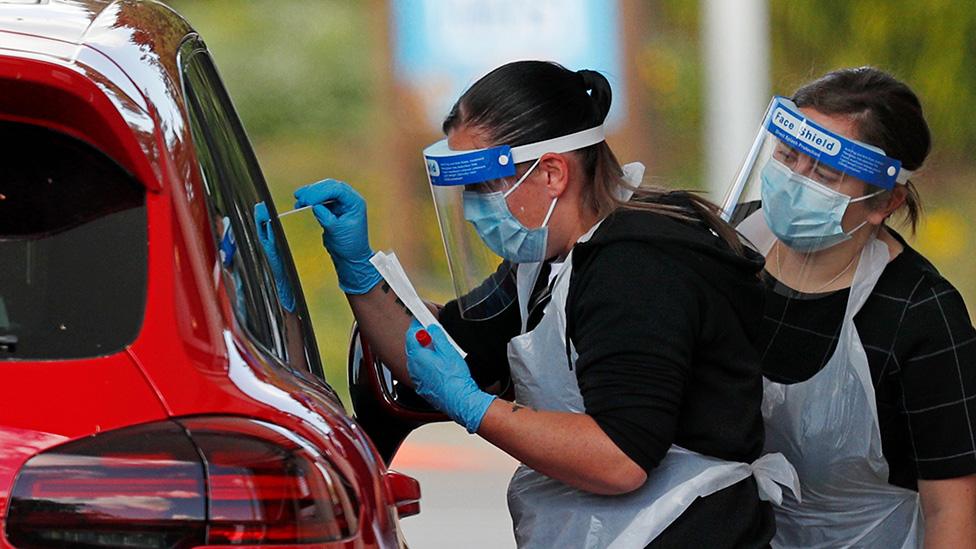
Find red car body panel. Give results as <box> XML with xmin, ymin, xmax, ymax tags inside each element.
<box><xmin>0</xmin><ymin>1</ymin><xmax>410</xmax><ymax>547</ymax></box>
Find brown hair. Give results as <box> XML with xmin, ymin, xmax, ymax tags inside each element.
<box><xmin>792</xmin><ymin>67</ymin><xmax>931</xmax><ymax>233</ymax></box>
<box><xmin>443</xmin><ymin>60</ymin><xmax>744</xmax><ymax>253</ymax></box>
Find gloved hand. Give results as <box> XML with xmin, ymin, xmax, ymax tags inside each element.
<box><xmin>253</xmin><ymin>202</ymin><xmax>296</xmax><ymax>312</ymax></box>
<box><xmin>293</xmin><ymin>179</ymin><xmax>382</xmax><ymax>295</ymax></box>
<box><xmin>405</xmin><ymin>319</ymin><xmax>496</xmax><ymax>433</ymax></box>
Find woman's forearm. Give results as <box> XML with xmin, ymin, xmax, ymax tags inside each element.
<box><xmin>923</xmin><ymin>507</ymin><xmax>976</xmax><ymax>547</ymax></box>
<box><xmin>919</xmin><ymin>476</ymin><xmax>976</xmax><ymax>548</ymax></box>
<box><xmin>477</xmin><ymin>398</ymin><xmax>647</xmax><ymax>495</ymax></box>
<box><xmin>347</xmin><ymin>280</ymin><xmax>417</xmax><ymax>387</ymax></box>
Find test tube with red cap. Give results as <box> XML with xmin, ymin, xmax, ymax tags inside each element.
<box><xmin>415</xmin><ymin>328</ymin><xmax>432</xmax><ymax>348</ymax></box>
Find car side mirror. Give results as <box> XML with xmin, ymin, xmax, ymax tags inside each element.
<box><xmin>347</xmin><ymin>322</ymin><xmax>446</xmax><ymax>463</ymax></box>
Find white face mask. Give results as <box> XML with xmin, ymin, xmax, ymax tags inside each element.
<box><xmin>462</xmin><ymin>158</ymin><xmax>558</xmax><ymax>264</ymax></box>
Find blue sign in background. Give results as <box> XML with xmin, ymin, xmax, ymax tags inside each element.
<box><xmin>391</xmin><ymin>0</ymin><xmax>625</xmax><ymax>130</ymax></box>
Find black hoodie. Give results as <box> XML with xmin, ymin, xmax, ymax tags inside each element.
<box><xmin>567</xmin><ymin>204</ymin><xmax>773</xmax><ymax>548</ymax></box>
<box><xmin>440</xmin><ymin>199</ymin><xmax>773</xmax><ymax>547</ymax></box>
<box><xmin>568</xmin><ymin>204</ymin><xmax>767</xmax><ymax>470</ymax></box>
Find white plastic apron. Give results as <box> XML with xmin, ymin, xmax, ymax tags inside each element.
<box><xmin>506</xmin><ymin>220</ymin><xmax>799</xmax><ymax>549</ymax></box>
<box><xmin>739</xmin><ymin>211</ymin><xmax>923</xmax><ymax>548</ymax></box>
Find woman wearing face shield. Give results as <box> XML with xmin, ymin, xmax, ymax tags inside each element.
<box><xmin>724</xmin><ymin>67</ymin><xmax>976</xmax><ymax>547</ymax></box>
<box><xmin>297</xmin><ymin>60</ymin><xmax>798</xmax><ymax>547</ymax></box>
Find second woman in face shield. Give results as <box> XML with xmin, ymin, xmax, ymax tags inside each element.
<box><xmin>727</xmin><ymin>67</ymin><xmax>976</xmax><ymax>548</ymax></box>
<box><xmin>297</xmin><ymin>60</ymin><xmax>797</xmax><ymax>547</ymax></box>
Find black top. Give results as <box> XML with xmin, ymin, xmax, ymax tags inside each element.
<box><xmin>759</xmin><ymin>229</ymin><xmax>976</xmax><ymax>490</ymax></box>
<box><xmin>440</xmin><ymin>198</ymin><xmax>773</xmax><ymax>547</ymax></box>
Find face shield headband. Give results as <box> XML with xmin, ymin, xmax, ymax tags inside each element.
<box><xmin>423</xmin><ymin>125</ymin><xmax>606</xmax><ymax>320</ymax></box>
<box><xmin>722</xmin><ymin>96</ymin><xmax>913</xmax><ymax>222</ymax></box>
<box><xmin>423</xmin><ymin>125</ymin><xmax>606</xmax><ymax>188</ymax></box>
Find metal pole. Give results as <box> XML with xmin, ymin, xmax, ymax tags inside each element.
<box><xmin>701</xmin><ymin>0</ymin><xmax>770</xmax><ymax>198</ymax></box>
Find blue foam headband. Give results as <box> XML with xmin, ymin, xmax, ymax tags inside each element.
<box><xmin>424</xmin><ymin>126</ymin><xmax>606</xmax><ymax>187</ymax></box>
<box><xmin>766</xmin><ymin>96</ymin><xmax>907</xmax><ymax>190</ymax></box>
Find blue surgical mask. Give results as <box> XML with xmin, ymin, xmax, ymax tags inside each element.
<box><xmin>462</xmin><ymin>161</ymin><xmax>557</xmax><ymax>263</ymax></box>
<box><xmin>761</xmin><ymin>158</ymin><xmax>882</xmax><ymax>252</ymax></box>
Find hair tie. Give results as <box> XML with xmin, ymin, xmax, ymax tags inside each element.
<box><xmin>577</xmin><ymin>69</ymin><xmax>595</xmax><ymax>95</ymax></box>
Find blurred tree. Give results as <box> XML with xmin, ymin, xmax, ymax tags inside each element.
<box><xmin>634</xmin><ymin>0</ymin><xmax>704</xmax><ymax>186</ymax></box>
<box><xmin>770</xmin><ymin>0</ymin><xmax>976</xmax><ymax>162</ymax></box>
<box><xmin>166</xmin><ymin>0</ymin><xmax>373</xmax><ymax>141</ymax></box>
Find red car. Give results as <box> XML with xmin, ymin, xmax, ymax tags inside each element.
<box><xmin>0</xmin><ymin>1</ymin><xmax>424</xmax><ymax>547</ymax></box>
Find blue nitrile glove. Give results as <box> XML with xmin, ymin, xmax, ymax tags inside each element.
<box><xmin>293</xmin><ymin>179</ymin><xmax>382</xmax><ymax>295</ymax></box>
<box><xmin>254</xmin><ymin>202</ymin><xmax>296</xmax><ymax>312</ymax></box>
<box><xmin>405</xmin><ymin>319</ymin><xmax>496</xmax><ymax>433</ymax></box>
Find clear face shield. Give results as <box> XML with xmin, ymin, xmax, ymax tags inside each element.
<box><xmin>722</xmin><ymin>96</ymin><xmax>913</xmax><ymax>251</ymax></box>
<box><xmin>424</xmin><ymin>126</ymin><xmax>606</xmax><ymax>320</ymax></box>
<box><xmin>720</xmin><ymin>96</ymin><xmax>913</xmax><ymax>298</ymax></box>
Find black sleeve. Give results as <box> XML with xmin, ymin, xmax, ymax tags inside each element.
<box><xmin>438</xmin><ymin>297</ymin><xmax>519</xmax><ymax>389</ymax></box>
<box><xmin>569</xmin><ymin>242</ymin><xmax>701</xmax><ymax>473</ymax></box>
<box><xmin>897</xmin><ymin>278</ymin><xmax>976</xmax><ymax>479</ymax></box>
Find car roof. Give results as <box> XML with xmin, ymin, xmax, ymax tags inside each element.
<box><xmin>0</xmin><ymin>0</ymin><xmax>198</xmax><ymax>190</ymax></box>
<box><xmin>0</xmin><ymin>0</ymin><xmax>115</xmax><ymax>44</ymax></box>
<box><xmin>0</xmin><ymin>0</ymin><xmax>193</xmax><ymax>79</ymax></box>
<box><xmin>0</xmin><ymin>0</ymin><xmax>191</xmax><ymax>50</ymax></box>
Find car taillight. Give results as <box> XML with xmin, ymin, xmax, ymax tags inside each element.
<box><xmin>5</xmin><ymin>418</ymin><xmax>360</xmax><ymax>548</ymax></box>
<box><xmin>180</xmin><ymin>417</ymin><xmax>359</xmax><ymax>545</ymax></box>
<box><xmin>5</xmin><ymin>421</ymin><xmax>207</xmax><ymax>548</ymax></box>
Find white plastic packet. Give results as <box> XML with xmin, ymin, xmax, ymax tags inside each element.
<box><xmin>369</xmin><ymin>250</ymin><xmax>466</xmax><ymax>357</ymax></box>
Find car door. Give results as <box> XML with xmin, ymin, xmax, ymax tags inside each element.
<box><xmin>177</xmin><ymin>37</ymin><xmax>333</xmax><ymax>391</ymax></box>
<box><xmin>178</xmin><ymin>37</ymin><xmax>439</xmax><ymax>463</ymax></box>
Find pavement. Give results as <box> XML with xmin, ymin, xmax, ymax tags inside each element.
<box><xmin>391</xmin><ymin>422</ymin><xmax>519</xmax><ymax>548</ymax></box>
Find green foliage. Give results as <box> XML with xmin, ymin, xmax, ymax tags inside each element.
<box><xmin>634</xmin><ymin>0</ymin><xmax>704</xmax><ymax>185</ymax></box>
<box><xmin>769</xmin><ymin>0</ymin><xmax>976</xmax><ymax>157</ymax></box>
<box><xmin>167</xmin><ymin>0</ymin><xmax>373</xmax><ymax>141</ymax></box>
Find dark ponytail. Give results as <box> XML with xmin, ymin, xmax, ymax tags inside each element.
<box><xmin>443</xmin><ymin>60</ymin><xmax>745</xmax><ymax>254</ymax></box>
<box><xmin>576</xmin><ymin>69</ymin><xmax>613</xmax><ymax>123</ymax></box>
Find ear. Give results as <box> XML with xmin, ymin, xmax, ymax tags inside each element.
<box><xmin>536</xmin><ymin>152</ymin><xmax>571</xmax><ymax>199</ymax></box>
<box><xmin>867</xmin><ymin>185</ymin><xmax>907</xmax><ymax>225</ymax></box>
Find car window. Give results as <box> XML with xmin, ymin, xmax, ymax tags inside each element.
<box><xmin>180</xmin><ymin>44</ymin><xmax>324</xmax><ymax>379</ymax></box>
<box><xmin>0</xmin><ymin>121</ymin><xmax>147</xmax><ymax>360</ymax></box>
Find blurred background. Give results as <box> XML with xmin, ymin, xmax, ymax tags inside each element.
<box><xmin>164</xmin><ymin>1</ymin><xmax>976</xmax><ymax>546</ymax></box>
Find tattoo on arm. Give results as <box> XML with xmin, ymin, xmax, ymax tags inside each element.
<box><xmin>510</xmin><ymin>403</ymin><xmax>538</xmax><ymax>413</ymax></box>
<box><xmin>381</xmin><ymin>282</ymin><xmax>413</xmax><ymax>317</ymax></box>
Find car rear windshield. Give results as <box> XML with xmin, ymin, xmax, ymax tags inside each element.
<box><xmin>0</xmin><ymin>121</ymin><xmax>147</xmax><ymax>360</ymax></box>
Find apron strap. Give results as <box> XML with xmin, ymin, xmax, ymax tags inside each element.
<box><xmin>666</xmin><ymin>447</ymin><xmax>802</xmax><ymax>507</ymax></box>
<box><xmin>839</xmin><ymin>237</ymin><xmax>890</xmax><ymax>435</ymax></box>
<box><xmin>516</xmin><ymin>219</ymin><xmax>605</xmax><ymax>334</ymax></box>
<box><xmin>750</xmin><ymin>452</ymin><xmax>802</xmax><ymax>506</ymax></box>
<box><xmin>516</xmin><ymin>261</ymin><xmax>544</xmax><ymax>334</ymax></box>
